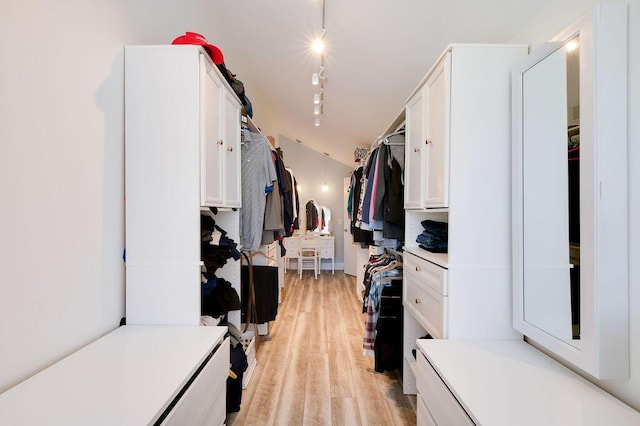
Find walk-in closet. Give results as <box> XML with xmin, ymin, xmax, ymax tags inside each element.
<box><xmin>1</xmin><ymin>1</ymin><xmax>639</xmax><ymax>425</ymax></box>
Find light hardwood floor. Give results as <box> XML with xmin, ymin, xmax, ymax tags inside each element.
<box><xmin>227</xmin><ymin>270</ymin><xmax>417</xmax><ymax>425</ymax></box>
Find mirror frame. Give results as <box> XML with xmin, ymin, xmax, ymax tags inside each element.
<box><xmin>511</xmin><ymin>3</ymin><xmax>629</xmax><ymax>379</ymax></box>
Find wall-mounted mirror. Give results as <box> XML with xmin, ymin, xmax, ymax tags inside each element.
<box><xmin>512</xmin><ymin>3</ymin><xmax>628</xmax><ymax>379</ymax></box>
<box><xmin>304</xmin><ymin>199</ymin><xmax>331</xmax><ymax>235</ymax></box>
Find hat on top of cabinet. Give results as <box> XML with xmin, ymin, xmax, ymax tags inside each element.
<box><xmin>171</xmin><ymin>32</ymin><xmax>224</xmax><ymax>65</ymax></box>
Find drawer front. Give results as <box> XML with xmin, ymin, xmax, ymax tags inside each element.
<box><xmin>405</xmin><ymin>252</ymin><xmax>447</xmax><ymax>295</ymax></box>
<box><xmin>404</xmin><ymin>272</ymin><xmax>447</xmax><ymax>338</ymax></box>
<box><xmin>318</xmin><ymin>239</ymin><xmax>333</xmax><ymax>249</ymax></box>
<box><xmin>416</xmin><ymin>351</ymin><xmax>474</xmax><ymax>426</ymax></box>
<box><xmin>417</xmin><ymin>394</ymin><xmax>437</xmax><ymax>426</ymax></box>
<box><xmin>319</xmin><ymin>248</ymin><xmax>333</xmax><ymax>258</ymax></box>
<box><xmin>283</xmin><ymin>237</ymin><xmax>298</xmax><ymax>251</ymax></box>
<box><xmin>162</xmin><ymin>337</ymin><xmax>230</xmax><ymax>426</ymax></box>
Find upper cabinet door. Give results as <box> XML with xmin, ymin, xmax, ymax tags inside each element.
<box><xmin>200</xmin><ymin>55</ymin><xmax>224</xmax><ymax>207</ymax></box>
<box><xmin>404</xmin><ymin>88</ymin><xmax>425</xmax><ymax>209</ymax></box>
<box><xmin>223</xmin><ymin>90</ymin><xmax>242</xmax><ymax>207</ymax></box>
<box><xmin>423</xmin><ymin>53</ymin><xmax>451</xmax><ymax>208</ymax></box>
<box><xmin>405</xmin><ymin>52</ymin><xmax>451</xmax><ymax>210</ymax></box>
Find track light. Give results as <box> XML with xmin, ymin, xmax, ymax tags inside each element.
<box><xmin>311</xmin><ymin>66</ymin><xmax>325</xmax><ymax>86</ymax></box>
<box><xmin>314</xmin><ymin>115</ymin><xmax>322</xmax><ymax>126</ymax></box>
<box><xmin>313</xmin><ymin>89</ymin><xmax>324</xmax><ymax>105</ymax></box>
<box><xmin>314</xmin><ymin>104</ymin><xmax>322</xmax><ymax>116</ymax></box>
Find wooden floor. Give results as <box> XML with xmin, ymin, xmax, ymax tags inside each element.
<box><xmin>227</xmin><ymin>270</ymin><xmax>416</xmax><ymax>426</ymax></box>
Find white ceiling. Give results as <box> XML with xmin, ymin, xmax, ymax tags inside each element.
<box><xmin>211</xmin><ymin>0</ymin><xmax>556</xmax><ymax>166</ymax></box>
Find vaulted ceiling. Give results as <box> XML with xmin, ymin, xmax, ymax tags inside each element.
<box><xmin>210</xmin><ymin>0</ymin><xmax>556</xmax><ymax>166</ymax></box>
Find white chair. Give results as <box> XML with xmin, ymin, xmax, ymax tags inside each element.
<box><xmin>298</xmin><ymin>235</ymin><xmax>319</xmax><ymax>279</ymax></box>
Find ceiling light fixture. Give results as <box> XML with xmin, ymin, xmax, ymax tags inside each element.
<box><xmin>312</xmin><ymin>38</ymin><xmax>325</xmax><ymax>54</ymax></box>
<box><xmin>311</xmin><ymin>0</ymin><xmax>328</xmax><ymax>125</ymax></box>
<box><xmin>311</xmin><ymin>65</ymin><xmax>325</xmax><ymax>86</ymax></box>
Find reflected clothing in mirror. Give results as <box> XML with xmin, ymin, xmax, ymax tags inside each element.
<box><xmin>305</xmin><ymin>200</ymin><xmax>319</xmax><ymax>231</ymax></box>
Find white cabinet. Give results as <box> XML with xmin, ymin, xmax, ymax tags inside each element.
<box><xmin>405</xmin><ymin>54</ymin><xmax>450</xmax><ymax>209</ymax></box>
<box><xmin>124</xmin><ymin>45</ymin><xmax>242</xmax><ymax>326</ymax></box>
<box><xmin>402</xmin><ymin>44</ymin><xmax>528</xmax><ymax>394</ymax></box>
<box><xmin>201</xmin><ymin>55</ymin><xmax>242</xmax><ymax>208</ymax></box>
<box><xmin>416</xmin><ymin>339</ymin><xmax>640</xmax><ymax>426</ymax></box>
<box><xmin>0</xmin><ymin>326</ymin><xmax>229</xmax><ymax>426</ymax></box>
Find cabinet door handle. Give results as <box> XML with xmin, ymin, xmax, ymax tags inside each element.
<box><xmin>227</xmin><ymin>146</ymin><xmax>233</xmax><ymax>152</ymax></box>
<box><xmin>217</xmin><ymin>139</ymin><xmax>224</xmax><ymax>146</ymax></box>
<box><xmin>414</xmin><ymin>147</ymin><xmax>420</xmax><ymax>153</ymax></box>
<box><xmin>415</xmin><ymin>266</ymin><xmax>421</xmax><ymax>272</ymax></box>
<box><xmin>415</xmin><ymin>298</ymin><xmax>422</xmax><ymax>304</ymax></box>
<box><xmin>425</xmin><ymin>139</ymin><xmax>432</xmax><ymax>145</ymax></box>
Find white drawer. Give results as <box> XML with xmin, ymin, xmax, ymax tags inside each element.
<box><xmin>162</xmin><ymin>337</ymin><xmax>230</xmax><ymax>426</ymax></box>
<box><xmin>417</xmin><ymin>394</ymin><xmax>437</xmax><ymax>426</ymax></box>
<box><xmin>283</xmin><ymin>237</ymin><xmax>299</xmax><ymax>251</ymax></box>
<box><xmin>317</xmin><ymin>238</ymin><xmax>333</xmax><ymax>249</ymax></box>
<box><xmin>319</xmin><ymin>248</ymin><xmax>333</xmax><ymax>258</ymax></box>
<box><xmin>405</xmin><ymin>252</ymin><xmax>447</xmax><ymax>295</ymax></box>
<box><xmin>416</xmin><ymin>350</ymin><xmax>474</xmax><ymax>426</ymax></box>
<box><xmin>404</xmin><ymin>272</ymin><xmax>447</xmax><ymax>338</ymax></box>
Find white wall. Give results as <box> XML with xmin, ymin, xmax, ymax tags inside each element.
<box><xmin>0</xmin><ymin>0</ymin><xmax>231</xmax><ymax>393</ymax></box>
<box><xmin>278</xmin><ymin>135</ymin><xmax>353</xmax><ymax>269</ymax></box>
<box><xmin>510</xmin><ymin>0</ymin><xmax>639</xmax><ymax>411</ymax></box>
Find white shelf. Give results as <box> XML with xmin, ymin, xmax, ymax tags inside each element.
<box><xmin>404</xmin><ymin>246</ymin><xmax>449</xmax><ymax>269</ymax></box>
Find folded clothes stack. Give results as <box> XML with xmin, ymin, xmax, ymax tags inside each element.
<box><xmin>416</xmin><ymin>219</ymin><xmax>448</xmax><ymax>253</ymax></box>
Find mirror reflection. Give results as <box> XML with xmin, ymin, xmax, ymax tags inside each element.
<box><xmin>304</xmin><ymin>199</ymin><xmax>331</xmax><ymax>234</ymax></box>
<box><xmin>566</xmin><ymin>36</ymin><xmax>580</xmax><ymax>340</ymax></box>
<box><xmin>521</xmin><ymin>36</ymin><xmax>580</xmax><ymax>344</ymax></box>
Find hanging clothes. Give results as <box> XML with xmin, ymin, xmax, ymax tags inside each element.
<box><xmin>285</xmin><ymin>167</ymin><xmax>299</xmax><ymax>230</ymax></box>
<box><xmin>349</xmin><ymin>166</ymin><xmax>374</xmax><ymax>246</ymax></box>
<box><xmin>240</xmin><ymin>129</ymin><xmax>278</xmax><ymax>251</ymax></box>
<box><xmin>348</xmin><ymin>131</ymin><xmax>405</xmax><ymax>249</ymax></box>
<box><xmin>361</xmin><ymin>253</ymin><xmax>403</xmax><ymax>357</ymax></box>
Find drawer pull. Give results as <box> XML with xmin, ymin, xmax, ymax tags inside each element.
<box><xmin>227</xmin><ymin>146</ymin><xmax>233</xmax><ymax>152</ymax></box>
<box><xmin>414</xmin><ymin>147</ymin><xmax>420</xmax><ymax>153</ymax></box>
<box><xmin>217</xmin><ymin>139</ymin><xmax>224</xmax><ymax>146</ymax></box>
<box><xmin>415</xmin><ymin>297</ymin><xmax>422</xmax><ymax>304</ymax></box>
<box><xmin>415</xmin><ymin>266</ymin><xmax>421</xmax><ymax>272</ymax></box>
